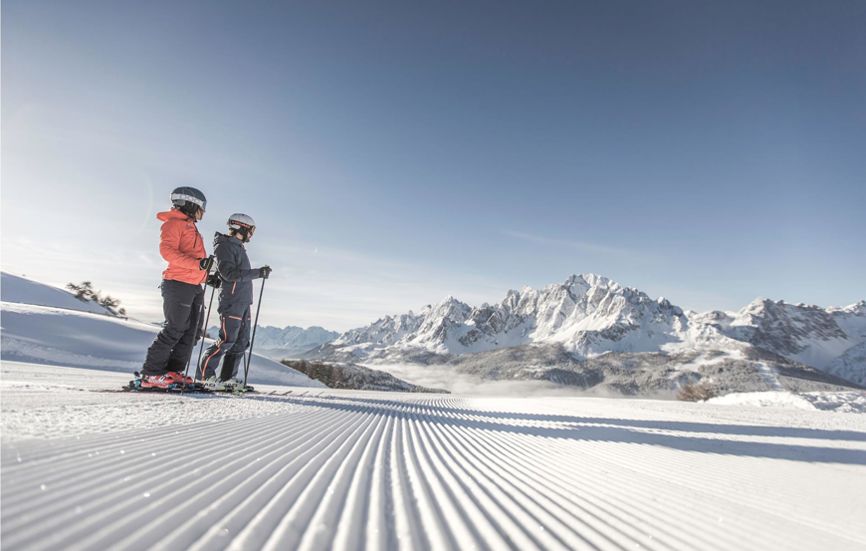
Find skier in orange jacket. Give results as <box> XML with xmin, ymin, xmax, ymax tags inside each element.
<box><xmin>140</xmin><ymin>187</ymin><xmax>214</xmax><ymax>388</ymax></box>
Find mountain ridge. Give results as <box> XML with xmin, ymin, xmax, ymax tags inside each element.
<box><xmin>310</xmin><ymin>273</ymin><xmax>866</xmax><ymax>392</ymax></box>
<box><xmin>209</xmin><ymin>324</ymin><xmax>339</xmax><ymax>360</ymax></box>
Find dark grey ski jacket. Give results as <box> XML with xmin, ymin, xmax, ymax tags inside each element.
<box><xmin>213</xmin><ymin>232</ymin><xmax>260</xmax><ymax>315</ymax></box>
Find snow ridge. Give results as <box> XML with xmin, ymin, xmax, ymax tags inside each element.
<box><xmin>0</xmin><ymin>273</ymin><xmax>324</xmax><ymax>388</ymax></box>
<box><xmin>1</xmin><ymin>272</ymin><xmax>111</xmax><ymax>315</ymax></box>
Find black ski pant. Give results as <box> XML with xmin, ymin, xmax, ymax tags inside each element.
<box><xmin>198</xmin><ymin>307</ymin><xmax>251</xmax><ymax>381</ymax></box>
<box><xmin>142</xmin><ymin>280</ymin><xmax>205</xmax><ymax>375</ymax></box>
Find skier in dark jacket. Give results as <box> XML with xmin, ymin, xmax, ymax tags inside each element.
<box><xmin>198</xmin><ymin>213</ymin><xmax>271</xmax><ymax>386</ymax></box>
<box><xmin>141</xmin><ymin>187</ymin><xmax>214</xmax><ymax>389</ymax></box>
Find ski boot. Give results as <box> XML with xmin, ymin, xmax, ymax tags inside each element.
<box><xmin>202</xmin><ymin>376</ymin><xmax>227</xmax><ymax>391</ymax></box>
<box><xmin>225</xmin><ymin>378</ymin><xmax>255</xmax><ymax>394</ymax></box>
<box><xmin>140</xmin><ymin>372</ymin><xmax>185</xmax><ymax>390</ymax></box>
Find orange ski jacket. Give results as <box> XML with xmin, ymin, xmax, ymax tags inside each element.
<box><xmin>156</xmin><ymin>209</ymin><xmax>207</xmax><ymax>285</ymax></box>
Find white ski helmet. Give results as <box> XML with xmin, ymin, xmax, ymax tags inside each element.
<box><xmin>170</xmin><ymin>186</ymin><xmax>207</xmax><ymax>217</ymax></box>
<box><xmin>227</xmin><ymin>213</ymin><xmax>256</xmax><ymax>242</ymax></box>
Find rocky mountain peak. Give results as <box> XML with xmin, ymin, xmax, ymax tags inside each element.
<box><xmin>729</xmin><ymin>298</ymin><xmax>849</xmax><ymax>357</ymax></box>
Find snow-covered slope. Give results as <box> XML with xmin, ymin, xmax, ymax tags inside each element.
<box><xmin>2</xmin><ymin>362</ymin><xmax>865</xmax><ymax>550</ymax></box>
<box><xmin>0</xmin><ymin>274</ymin><xmax>323</xmax><ymax>388</ymax></box>
<box><xmin>829</xmin><ymin>341</ymin><xmax>866</xmax><ymax>387</ymax></box>
<box><xmin>1</xmin><ymin>272</ymin><xmax>110</xmax><ymax>315</ymax></box>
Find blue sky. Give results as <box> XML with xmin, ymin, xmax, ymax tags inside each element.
<box><xmin>3</xmin><ymin>1</ymin><xmax>865</xmax><ymax>330</ymax></box>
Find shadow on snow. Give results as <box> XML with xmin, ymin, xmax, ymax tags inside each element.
<box><xmin>248</xmin><ymin>394</ymin><xmax>866</xmax><ymax>466</ymax></box>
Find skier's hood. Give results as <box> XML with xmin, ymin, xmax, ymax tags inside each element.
<box><xmin>157</xmin><ymin>209</ymin><xmax>194</xmax><ymax>223</ymax></box>
<box><xmin>213</xmin><ymin>231</ymin><xmax>244</xmax><ymax>249</ymax></box>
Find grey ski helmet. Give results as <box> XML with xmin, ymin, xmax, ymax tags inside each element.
<box><xmin>170</xmin><ymin>186</ymin><xmax>207</xmax><ymax>217</ymax></box>
<box><xmin>227</xmin><ymin>213</ymin><xmax>256</xmax><ymax>242</ymax></box>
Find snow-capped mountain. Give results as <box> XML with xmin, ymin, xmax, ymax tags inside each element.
<box><xmin>325</xmin><ymin>274</ymin><xmax>694</xmax><ymax>358</ymax></box>
<box><xmin>312</xmin><ymin>274</ymin><xmax>866</xmax><ymax>393</ymax></box>
<box><xmin>334</xmin><ymin>311</ymin><xmax>427</xmax><ymax>348</ymax></box>
<box><xmin>699</xmin><ymin>299</ymin><xmax>866</xmax><ymax>386</ymax></box>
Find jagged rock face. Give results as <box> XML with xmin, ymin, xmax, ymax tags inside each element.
<box><xmin>827</xmin><ymin>301</ymin><xmax>866</xmax><ymax>385</ymax></box>
<box><xmin>408</xmin><ymin>298</ymin><xmax>473</xmax><ymax>347</ymax></box>
<box><xmin>511</xmin><ymin>275</ymin><xmax>689</xmax><ymax>354</ymax></box>
<box><xmin>314</xmin><ymin>274</ymin><xmax>865</xmax><ymax>389</ymax></box>
<box><xmin>728</xmin><ymin>299</ymin><xmax>847</xmax><ymax>356</ymax></box>
<box><xmin>325</xmin><ymin>274</ymin><xmax>692</xmax><ymax>357</ymax></box>
<box><xmin>698</xmin><ymin>299</ymin><xmax>866</xmax><ymax>386</ymax></box>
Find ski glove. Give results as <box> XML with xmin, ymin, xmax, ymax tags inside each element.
<box><xmin>199</xmin><ymin>256</ymin><xmax>215</xmax><ymax>272</ymax></box>
<box><xmin>205</xmin><ymin>273</ymin><xmax>222</xmax><ymax>289</ymax></box>
<box><xmin>258</xmin><ymin>266</ymin><xmax>272</xmax><ymax>279</ymax></box>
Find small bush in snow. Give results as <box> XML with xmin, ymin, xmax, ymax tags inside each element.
<box><xmin>67</xmin><ymin>281</ymin><xmax>96</xmax><ymax>301</ymax></box>
<box><xmin>67</xmin><ymin>281</ymin><xmax>127</xmax><ymax>318</ymax></box>
<box><xmin>677</xmin><ymin>383</ymin><xmax>716</xmax><ymax>402</ymax></box>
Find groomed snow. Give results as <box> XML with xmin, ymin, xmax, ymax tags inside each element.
<box><xmin>3</xmin><ymin>362</ymin><xmax>866</xmax><ymax>550</ymax></box>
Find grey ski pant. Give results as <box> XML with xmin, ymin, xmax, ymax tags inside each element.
<box><xmin>198</xmin><ymin>307</ymin><xmax>251</xmax><ymax>381</ymax></box>
<box><xmin>142</xmin><ymin>280</ymin><xmax>205</xmax><ymax>375</ymax></box>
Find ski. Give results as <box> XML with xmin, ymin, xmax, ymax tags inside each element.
<box><xmin>207</xmin><ymin>383</ymin><xmax>257</xmax><ymax>394</ymax></box>
<box><xmin>122</xmin><ymin>382</ymin><xmax>213</xmax><ymax>393</ymax></box>
<box><xmin>123</xmin><ymin>375</ymin><xmax>213</xmax><ymax>394</ymax></box>
<box><xmin>120</xmin><ymin>372</ymin><xmax>259</xmax><ymax>394</ymax></box>
<box><xmin>228</xmin><ymin>383</ymin><xmax>256</xmax><ymax>394</ymax></box>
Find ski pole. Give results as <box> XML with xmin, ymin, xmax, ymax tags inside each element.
<box><xmin>191</xmin><ymin>283</ymin><xmax>217</xmax><ymax>382</ymax></box>
<box><xmin>183</xmin><ymin>261</ymin><xmax>214</xmax><ymax>385</ymax></box>
<box><xmin>243</xmin><ymin>277</ymin><xmax>266</xmax><ymax>388</ymax></box>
